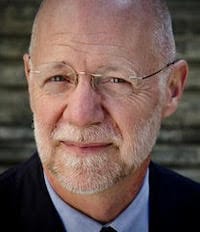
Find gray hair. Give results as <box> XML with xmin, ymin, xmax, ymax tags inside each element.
<box><xmin>152</xmin><ymin>0</ymin><xmax>176</xmax><ymax>62</ymax></box>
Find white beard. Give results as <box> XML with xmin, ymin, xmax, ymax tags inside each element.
<box><xmin>34</xmin><ymin>103</ymin><xmax>162</xmax><ymax>195</ymax></box>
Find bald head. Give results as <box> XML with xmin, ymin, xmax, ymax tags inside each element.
<box><xmin>29</xmin><ymin>0</ymin><xmax>175</xmax><ymax>68</ymax></box>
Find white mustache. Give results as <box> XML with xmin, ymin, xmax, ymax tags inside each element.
<box><xmin>52</xmin><ymin>123</ymin><xmax>121</xmax><ymax>145</ymax></box>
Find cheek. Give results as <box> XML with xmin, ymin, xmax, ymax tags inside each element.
<box><xmin>104</xmin><ymin>87</ymin><xmax>160</xmax><ymax>137</ymax></box>
<box><xmin>31</xmin><ymin>93</ymin><xmax>67</xmax><ymax>133</ymax></box>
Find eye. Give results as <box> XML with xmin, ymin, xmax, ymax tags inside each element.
<box><xmin>41</xmin><ymin>74</ymin><xmax>75</xmax><ymax>95</ymax></box>
<box><xmin>97</xmin><ymin>75</ymin><xmax>140</xmax><ymax>97</ymax></box>
<box><xmin>110</xmin><ymin>77</ymin><xmax>128</xmax><ymax>84</ymax></box>
<box><xmin>103</xmin><ymin>76</ymin><xmax>132</xmax><ymax>86</ymax></box>
<box><xmin>98</xmin><ymin>75</ymin><xmax>132</xmax><ymax>91</ymax></box>
<box><xmin>49</xmin><ymin>75</ymin><xmax>71</xmax><ymax>83</ymax></box>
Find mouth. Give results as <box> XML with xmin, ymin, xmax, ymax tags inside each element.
<box><xmin>60</xmin><ymin>141</ymin><xmax>113</xmax><ymax>155</ymax></box>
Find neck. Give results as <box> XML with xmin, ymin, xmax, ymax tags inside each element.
<box><xmin>45</xmin><ymin>157</ymin><xmax>150</xmax><ymax>223</ymax></box>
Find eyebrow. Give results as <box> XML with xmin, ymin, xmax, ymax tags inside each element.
<box><xmin>97</xmin><ymin>66</ymin><xmax>120</xmax><ymax>72</ymax></box>
<box><xmin>32</xmin><ymin>61</ymin><xmax>70</xmax><ymax>69</ymax></box>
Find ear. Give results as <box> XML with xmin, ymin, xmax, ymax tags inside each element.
<box><xmin>162</xmin><ymin>59</ymin><xmax>188</xmax><ymax>118</ymax></box>
<box><xmin>23</xmin><ymin>53</ymin><xmax>34</xmax><ymax>112</ymax></box>
<box><xmin>23</xmin><ymin>53</ymin><xmax>31</xmax><ymax>82</ymax></box>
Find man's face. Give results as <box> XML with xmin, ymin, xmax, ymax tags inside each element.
<box><xmin>26</xmin><ymin>1</ymin><xmax>164</xmax><ymax>194</ymax></box>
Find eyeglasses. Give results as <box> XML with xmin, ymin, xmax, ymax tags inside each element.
<box><xmin>30</xmin><ymin>60</ymin><xmax>176</xmax><ymax>97</ymax></box>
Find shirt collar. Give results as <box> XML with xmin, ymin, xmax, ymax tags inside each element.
<box><xmin>44</xmin><ymin>169</ymin><xmax>149</xmax><ymax>232</ymax></box>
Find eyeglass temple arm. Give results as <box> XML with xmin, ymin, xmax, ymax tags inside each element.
<box><xmin>141</xmin><ymin>59</ymin><xmax>178</xmax><ymax>80</ymax></box>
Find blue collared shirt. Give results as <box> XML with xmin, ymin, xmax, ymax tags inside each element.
<box><xmin>44</xmin><ymin>169</ymin><xmax>149</xmax><ymax>232</ymax></box>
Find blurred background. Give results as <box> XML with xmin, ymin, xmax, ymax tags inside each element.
<box><xmin>0</xmin><ymin>0</ymin><xmax>200</xmax><ymax>182</ymax></box>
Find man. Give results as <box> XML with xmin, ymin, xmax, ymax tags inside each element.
<box><xmin>0</xmin><ymin>0</ymin><xmax>200</xmax><ymax>231</ymax></box>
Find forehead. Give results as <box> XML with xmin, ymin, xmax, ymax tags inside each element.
<box><xmin>31</xmin><ymin>0</ymin><xmax>157</xmax><ymax>71</ymax></box>
<box><xmin>36</xmin><ymin>0</ymin><xmax>150</xmax><ymax>39</ymax></box>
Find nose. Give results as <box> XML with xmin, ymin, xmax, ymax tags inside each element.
<box><xmin>62</xmin><ymin>79</ymin><xmax>105</xmax><ymax>127</ymax></box>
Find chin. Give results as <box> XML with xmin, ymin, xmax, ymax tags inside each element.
<box><xmin>42</xmin><ymin>148</ymin><xmax>133</xmax><ymax>195</ymax></box>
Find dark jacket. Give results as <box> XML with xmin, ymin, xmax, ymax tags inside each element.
<box><xmin>0</xmin><ymin>152</ymin><xmax>200</xmax><ymax>232</ymax></box>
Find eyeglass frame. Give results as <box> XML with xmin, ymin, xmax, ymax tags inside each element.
<box><xmin>29</xmin><ymin>59</ymin><xmax>178</xmax><ymax>96</ymax></box>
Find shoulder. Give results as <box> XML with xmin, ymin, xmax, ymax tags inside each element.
<box><xmin>0</xmin><ymin>153</ymin><xmax>43</xmax><ymax>210</ymax></box>
<box><xmin>149</xmin><ymin>162</ymin><xmax>200</xmax><ymax>231</ymax></box>
<box><xmin>149</xmin><ymin>161</ymin><xmax>200</xmax><ymax>194</ymax></box>
<box><xmin>0</xmin><ymin>153</ymin><xmax>65</xmax><ymax>231</ymax></box>
<box><xmin>0</xmin><ymin>153</ymin><xmax>42</xmax><ymax>190</ymax></box>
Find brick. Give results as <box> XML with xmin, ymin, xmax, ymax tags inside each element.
<box><xmin>174</xmin><ymin>18</ymin><xmax>200</xmax><ymax>35</ymax></box>
<box><xmin>0</xmin><ymin>36</ymin><xmax>29</xmax><ymax>59</ymax></box>
<box><xmin>0</xmin><ymin>0</ymin><xmax>41</xmax><ymax>5</ymax></box>
<box><xmin>186</xmin><ymin>65</ymin><xmax>200</xmax><ymax>90</ymax></box>
<box><xmin>0</xmin><ymin>89</ymin><xmax>31</xmax><ymax>126</ymax></box>
<box><xmin>0</xmin><ymin>4</ymin><xmax>38</xmax><ymax>35</ymax></box>
<box><xmin>0</xmin><ymin>126</ymin><xmax>33</xmax><ymax>141</ymax></box>
<box><xmin>0</xmin><ymin>62</ymin><xmax>26</xmax><ymax>87</ymax></box>
<box><xmin>158</xmin><ymin>128</ymin><xmax>200</xmax><ymax>144</ymax></box>
<box><xmin>162</xmin><ymin>91</ymin><xmax>200</xmax><ymax>127</ymax></box>
<box><xmin>168</xmin><ymin>1</ymin><xmax>200</xmax><ymax>35</ymax></box>
<box><xmin>152</xmin><ymin>144</ymin><xmax>200</xmax><ymax>166</ymax></box>
<box><xmin>176</xmin><ymin>36</ymin><xmax>200</xmax><ymax>59</ymax></box>
<box><xmin>0</xmin><ymin>142</ymin><xmax>35</xmax><ymax>163</ymax></box>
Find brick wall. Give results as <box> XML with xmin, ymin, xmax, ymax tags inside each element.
<box><xmin>0</xmin><ymin>0</ymin><xmax>200</xmax><ymax>182</ymax></box>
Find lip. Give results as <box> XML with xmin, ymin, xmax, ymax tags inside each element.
<box><xmin>60</xmin><ymin>141</ymin><xmax>112</xmax><ymax>155</ymax></box>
